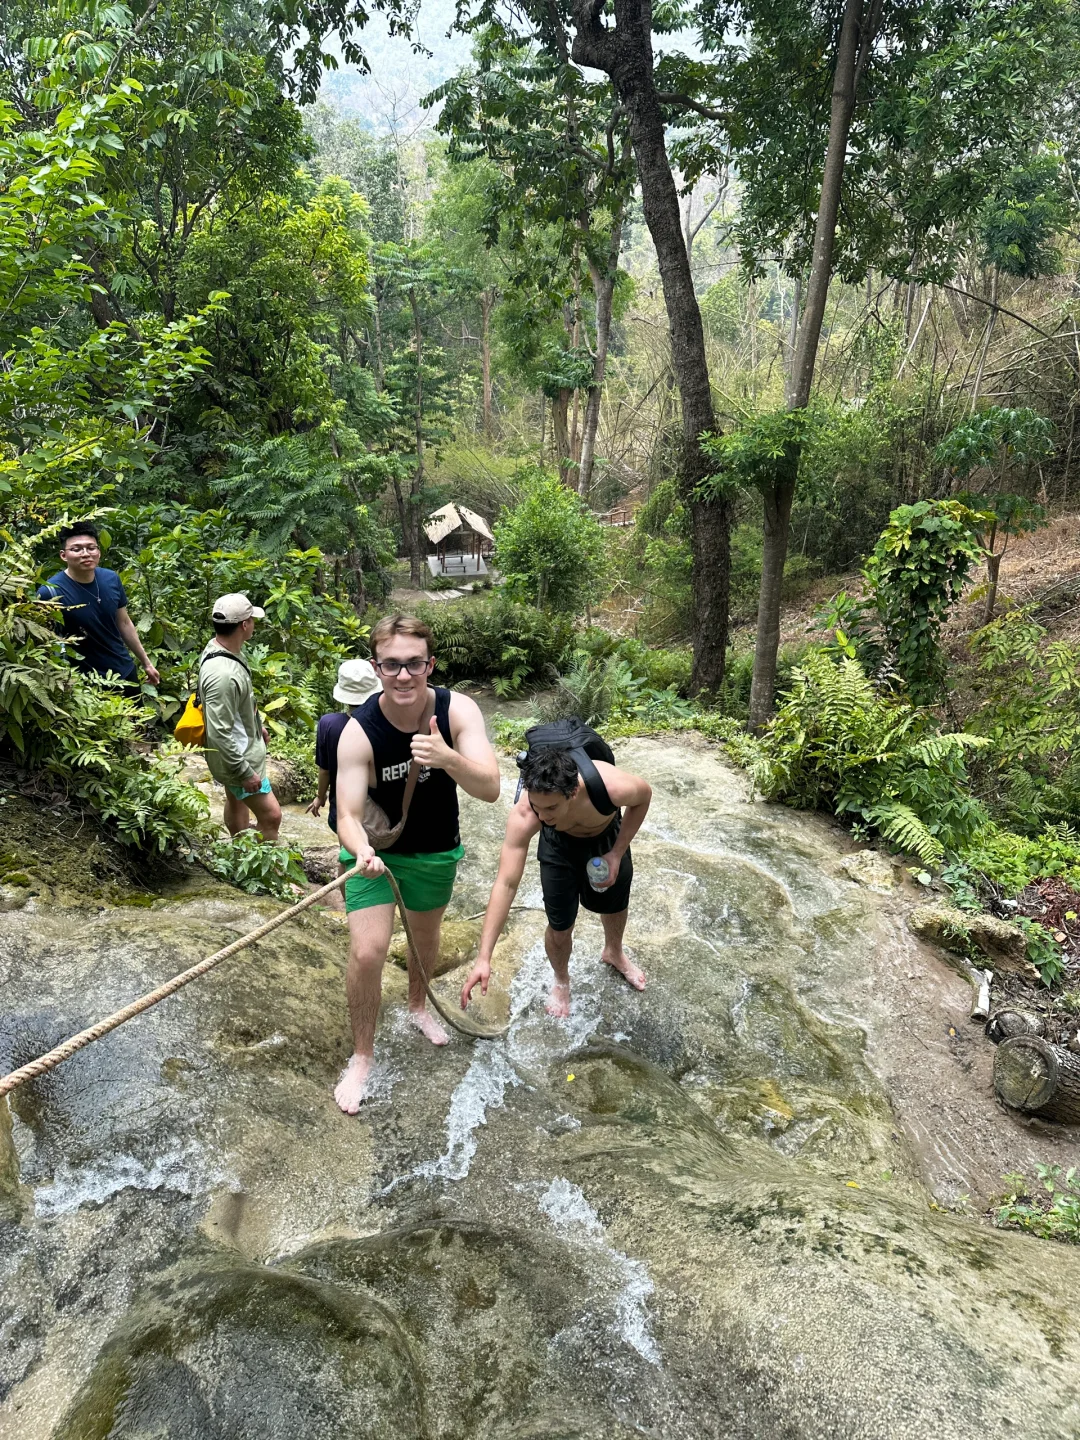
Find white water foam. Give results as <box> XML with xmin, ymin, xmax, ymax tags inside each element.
<box><xmin>403</xmin><ymin>934</ymin><xmax>606</xmax><ymax>1189</ymax></box>
<box><xmin>33</xmin><ymin>1139</ymin><xmax>220</xmax><ymax>1218</ymax></box>
<box><xmin>417</xmin><ymin>1046</ymin><xmax>522</xmax><ymax>1182</ymax></box>
<box><xmin>538</xmin><ymin>1177</ymin><xmax>661</xmax><ymax>1366</ymax></box>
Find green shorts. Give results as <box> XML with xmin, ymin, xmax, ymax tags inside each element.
<box><xmin>339</xmin><ymin>843</ymin><xmax>465</xmax><ymax>914</ymax></box>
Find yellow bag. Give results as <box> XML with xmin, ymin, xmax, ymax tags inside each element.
<box><xmin>173</xmin><ymin>693</ymin><xmax>206</xmax><ymax>748</ymax></box>
<box><xmin>173</xmin><ymin>650</ymin><xmax>235</xmax><ymax>748</ymax></box>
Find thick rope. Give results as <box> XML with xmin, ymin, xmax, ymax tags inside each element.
<box><xmin>0</xmin><ymin>859</ymin><xmax>506</xmax><ymax>1100</ymax></box>
<box><xmin>387</xmin><ymin>868</ymin><xmax>509</xmax><ymax>1042</ymax></box>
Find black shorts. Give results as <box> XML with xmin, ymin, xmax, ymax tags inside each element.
<box><xmin>537</xmin><ymin>815</ymin><xmax>634</xmax><ymax>932</ymax></box>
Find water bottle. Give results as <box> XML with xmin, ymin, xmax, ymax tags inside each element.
<box><xmin>587</xmin><ymin>856</ymin><xmax>611</xmax><ymax>890</ymax></box>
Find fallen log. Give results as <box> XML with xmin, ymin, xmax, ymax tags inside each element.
<box><xmin>986</xmin><ymin>1008</ymin><xmax>1046</xmax><ymax>1044</ymax></box>
<box><xmin>994</xmin><ymin>1035</ymin><xmax>1080</xmax><ymax>1125</ymax></box>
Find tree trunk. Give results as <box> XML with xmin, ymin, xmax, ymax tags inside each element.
<box><xmin>994</xmin><ymin>1035</ymin><xmax>1080</xmax><ymax>1125</ymax></box>
<box><xmin>786</xmin><ymin>274</ymin><xmax>801</xmax><ymax>379</ymax></box>
<box><xmin>372</xmin><ymin>278</ymin><xmax>386</xmax><ymax>393</ymax></box>
<box><xmin>572</xmin><ymin>0</ymin><xmax>729</xmax><ymax>694</ymax></box>
<box><xmin>408</xmin><ymin>286</ymin><xmax>426</xmax><ymax>587</ymax></box>
<box><xmin>551</xmin><ymin>388</ymin><xmax>573</xmax><ymax>484</ymax></box>
<box><xmin>983</xmin><ymin>550</ymin><xmax>1002</xmax><ymax>626</ymax></box>
<box><xmin>747</xmin><ymin>444</ymin><xmax>799</xmax><ymax>730</ymax></box>
<box><xmin>481</xmin><ymin>289</ymin><xmax>494</xmax><ymax>437</ymax></box>
<box><xmin>579</xmin><ymin>191</ymin><xmax>628</xmax><ymax>498</ymax></box>
<box><xmin>748</xmin><ymin>0</ymin><xmax>868</xmax><ymax>730</ymax></box>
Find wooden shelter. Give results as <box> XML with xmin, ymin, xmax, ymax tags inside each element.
<box><xmin>424</xmin><ymin>503</ymin><xmax>494</xmax><ymax>578</ymax></box>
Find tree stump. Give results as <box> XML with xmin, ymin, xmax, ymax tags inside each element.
<box><xmin>994</xmin><ymin>1036</ymin><xmax>1080</xmax><ymax>1124</ymax></box>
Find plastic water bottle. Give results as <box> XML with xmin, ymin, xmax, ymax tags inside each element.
<box><xmin>587</xmin><ymin>856</ymin><xmax>611</xmax><ymax>890</ymax></box>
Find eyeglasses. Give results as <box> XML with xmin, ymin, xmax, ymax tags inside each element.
<box><xmin>65</xmin><ymin>543</ymin><xmax>100</xmax><ymax>555</ymax></box>
<box><xmin>373</xmin><ymin>657</ymin><xmax>430</xmax><ymax>677</ymax></box>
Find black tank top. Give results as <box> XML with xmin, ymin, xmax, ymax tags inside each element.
<box><xmin>353</xmin><ymin>687</ymin><xmax>460</xmax><ymax>854</ymax></box>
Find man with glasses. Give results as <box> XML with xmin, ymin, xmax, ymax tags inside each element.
<box><xmin>333</xmin><ymin>613</ymin><xmax>500</xmax><ymax>1112</ymax></box>
<box><xmin>37</xmin><ymin>521</ymin><xmax>159</xmax><ymax>690</ymax></box>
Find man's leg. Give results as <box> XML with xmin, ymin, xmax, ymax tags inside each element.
<box><xmin>244</xmin><ymin>788</ymin><xmax>282</xmax><ymax>843</ymax></box>
<box><xmin>544</xmin><ymin>924</ymin><xmax>575</xmax><ymax>1017</ymax></box>
<box><xmin>222</xmin><ymin>792</ymin><xmax>252</xmax><ymax>836</ymax></box>
<box><xmin>600</xmin><ymin>909</ymin><xmax>645</xmax><ymax>990</ymax></box>
<box><xmin>336</xmin><ymin>901</ymin><xmax>396</xmax><ymax>1113</ymax></box>
<box><xmin>401</xmin><ymin>904</ymin><xmax>451</xmax><ymax>1045</ymax></box>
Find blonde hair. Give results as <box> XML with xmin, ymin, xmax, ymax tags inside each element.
<box><xmin>370</xmin><ymin>612</ymin><xmax>435</xmax><ymax>659</ymax></box>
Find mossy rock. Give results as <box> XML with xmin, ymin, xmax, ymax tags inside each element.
<box><xmin>909</xmin><ymin>902</ymin><xmax>1027</xmax><ymax>970</ymax></box>
<box><xmin>388</xmin><ymin>917</ymin><xmax>481</xmax><ymax>976</ymax></box>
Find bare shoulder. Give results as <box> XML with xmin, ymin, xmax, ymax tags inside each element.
<box><xmin>507</xmin><ymin>790</ymin><xmax>541</xmax><ymax>841</ymax></box>
<box><xmin>594</xmin><ymin>759</ymin><xmax>652</xmax><ymax>806</ymax></box>
<box><xmin>337</xmin><ymin>714</ymin><xmax>373</xmax><ymax>766</ymax></box>
<box><xmin>446</xmin><ymin>688</ymin><xmax>485</xmax><ymax>731</ymax></box>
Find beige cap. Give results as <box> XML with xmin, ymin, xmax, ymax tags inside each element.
<box><xmin>211</xmin><ymin>593</ymin><xmax>265</xmax><ymax>623</ymax></box>
<box><xmin>333</xmin><ymin>658</ymin><xmax>382</xmax><ymax>706</ymax></box>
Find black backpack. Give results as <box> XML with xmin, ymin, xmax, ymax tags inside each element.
<box><xmin>514</xmin><ymin>716</ymin><xmax>616</xmax><ymax>814</ymax></box>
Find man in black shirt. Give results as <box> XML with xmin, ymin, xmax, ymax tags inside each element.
<box><xmin>38</xmin><ymin>522</ymin><xmax>159</xmax><ymax>688</ymax></box>
<box><xmin>333</xmin><ymin>614</ymin><xmax>500</xmax><ymax>1112</ymax></box>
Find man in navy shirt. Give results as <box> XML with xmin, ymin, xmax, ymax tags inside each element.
<box><xmin>37</xmin><ymin>522</ymin><xmax>159</xmax><ymax>687</ymax></box>
<box><xmin>306</xmin><ymin>658</ymin><xmax>382</xmax><ymax>832</ymax></box>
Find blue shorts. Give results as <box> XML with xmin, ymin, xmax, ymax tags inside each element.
<box><xmin>227</xmin><ymin>776</ymin><xmax>273</xmax><ymax>801</ymax></box>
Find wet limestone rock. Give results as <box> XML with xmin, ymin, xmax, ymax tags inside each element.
<box><xmin>265</xmin><ymin>755</ymin><xmax>307</xmax><ymax>805</ymax></box>
<box><xmin>839</xmin><ymin>850</ymin><xmax>897</xmax><ymax>892</ymax></box>
<box><xmin>302</xmin><ymin>845</ymin><xmax>341</xmax><ymax>885</ymax></box>
<box><xmin>389</xmin><ymin>917</ymin><xmax>481</xmax><ymax>976</ymax></box>
<box><xmin>909</xmin><ymin>902</ymin><xmax>1027</xmax><ymax>970</ymax></box>
<box><xmin>0</xmin><ymin>1097</ymin><xmax>23</xmax><ymax>1222</ymax></box>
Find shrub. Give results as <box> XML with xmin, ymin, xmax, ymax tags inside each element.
<box><xmin>419</xmin><ymin>595</ymin><xmax>574</xmax><ymax>694</ymax></box>
<box><xmin>995</xmin><ymin>1165</ymin><xmax>1080</xmax><ymax>1244</ymax></box>
<box><xmin>200</xmin><ymin>830</ymin><xmax>307</xmax><ymax>900</ymax></box>
<box><xmin>943</xmin><ymin>822</ymin><xmax>1080</xmax><ymax>896</ymax></box>
<box><xmin>754</xmin><ymin>649</ymin><xmax>988</xmax><ymax>863</ymax></box>
<box><xmin>965</xmin><ymin>612</ymin><xmax>1080</xmax><ymax>832</ymax></box>
<box><xmin>493</xmin><ymin>467</ymin><xmax>608</xmax><ymax>614</ymax></box>
<box><xmin>1</xmin><ymin>529</ymin><xmax>213</xmax><ymax>851</ymax></box>
<box><xmin>863</xmin><ymin>499</ymin><xmax>983</xmax><ymax>702</ymax></box>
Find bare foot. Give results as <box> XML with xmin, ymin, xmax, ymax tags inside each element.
<box><xmin>602</xmin><ymin>948</ymin><xmax>646</xmax><ymax>991</ymax></box>
<box><xmin>545</xmin><ymin>980</ymin><xmax>571</xmax><ymax>1018</ymax></box>
<box><xmin>408</xmin><ymin>1008</ymin><xmax>449</xmax><ymax>1046</ymax></box>
<box><xmin>334</xmin><ymin>1054</ymin><xmax>373</xmax><ymax>1114</ymax></box>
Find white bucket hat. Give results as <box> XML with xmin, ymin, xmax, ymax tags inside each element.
<box><xmin>333</xmin><ymin>658</ymin><xmax>382</xmax><ymax>706</ymax></box>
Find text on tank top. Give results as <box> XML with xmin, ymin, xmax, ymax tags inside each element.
<box><xmin>353</xmin><ymin>686</ymin><xmax>460</xmax><ymax>853</ymax></box>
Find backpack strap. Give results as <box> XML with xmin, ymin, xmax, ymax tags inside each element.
<box><xmin>571</xmin><ymin>747</ymin><xmax>618</xmax><ymax>816</ymax></box>
<box><xmin>196</xmin><ymin>648</ymin><xmax>245</xmax><ymax>705</ymax></box>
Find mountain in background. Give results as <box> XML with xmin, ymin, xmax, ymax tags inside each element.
<box><xmin>318</xmin><ymin>0</ymin><xmax>470</xmax><ymax>130</ymax></box>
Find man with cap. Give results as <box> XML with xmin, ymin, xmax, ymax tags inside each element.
<box><xmin>200</xmin><ymin>593</ymin><xmax>281</xmax><ymax>843</ymax></box>
<box><xmin>306</xmin><ymin>659</ymin><xmax>382</xmax><ymax>834</ymax></box>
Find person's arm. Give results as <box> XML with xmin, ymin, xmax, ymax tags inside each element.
<box><xmin>115</xmin><ymin>607</ymin><xmax>160</xmax><ymax>685</ymax></box>
<box><xmin>202</xmin><ymin>671</ymin><xmax>258</xmax><ymax>790</ymax></box>
<box><xmin>335</xmin><ymin>719</ymin><xmax>385</xmax><ymax>878</ymax></box>
<box><xmin>410</xmin><ymin>691</ymin><xmax>501</xmax><ymax>802</ymax></box>
<box><xmin>461</xmin><ymin>799</ymin><xmax>540</xmax><ymax>1008</ymax></box>
<box><xmin>590</xmin><ymin>762</ymin><xmax>652</xmax><ymax>890</ymax></box>
<box><xmin>306</xmin><ymin>766</ymin><xmax>330</xmax><ymax>817</ymax></box>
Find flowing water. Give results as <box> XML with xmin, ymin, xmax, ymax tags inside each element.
<box><xmin>3</xmin><ymin>735</ymin><xmax>1080</xmax><ymax>1438</ymax></box>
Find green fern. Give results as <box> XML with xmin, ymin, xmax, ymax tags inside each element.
<box><xmin>868</xmin><ymin>803</ymin><xmax>945</xmax><ymax>865</ymax></box>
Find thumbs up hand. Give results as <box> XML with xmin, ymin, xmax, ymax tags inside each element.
<box><xmin>410</xmin><ymin>713</ymin><xmax>452</xmax><ymax>770</ymax></box>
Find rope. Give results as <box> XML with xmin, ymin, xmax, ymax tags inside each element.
<box><xmin>0</xmin><ymin>859</ymin><xmax>506</xmax><ymax>1101</ymax></box>
<box><xmin>387</xmin><ymin>869</ymin><xmax>509</xmax><ymax>1042</ymax></box>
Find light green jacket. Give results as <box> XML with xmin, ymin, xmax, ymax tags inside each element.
<box><xmin>198</xmin><ymin>640</ymin><xmax>266</xmax><ymax>788</ymax></box>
